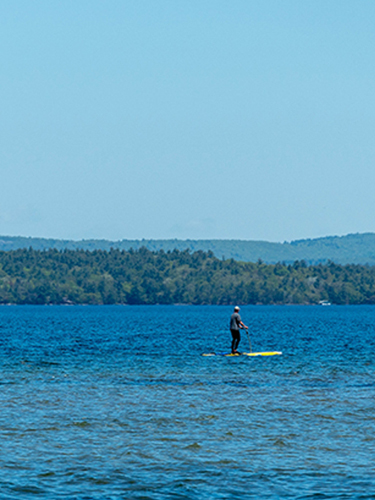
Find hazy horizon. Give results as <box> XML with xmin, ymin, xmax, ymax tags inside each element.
<box><xmin>0</xmin><ymin>231</ymin><xmax>373</xmax><ymax>245</ymax></box>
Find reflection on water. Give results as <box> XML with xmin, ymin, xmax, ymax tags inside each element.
<box><xmin>0</xmin><ymin>305</ymin><xmax>374</xmax><ymax>499</ymax></box>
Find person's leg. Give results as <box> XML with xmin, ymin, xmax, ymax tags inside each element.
<box><xmin>231</xmin><ymin>329</ymin><xmax>240</xmax><ymax>353</ymax></box>
<box><xmin>231</xmin><ymin>329</ymin><xmax>236</xmax><ymax>353</ymax></box>
<box><xmin>234</xmin><ymin>331</ymin><xmax>241</xmax><ymax>352</ymax></box>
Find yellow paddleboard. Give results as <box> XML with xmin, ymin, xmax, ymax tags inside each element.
<box><xmin>242</xmin><ymin>351</ymin><xmax>282</xmax><ymax>356</ymax></box>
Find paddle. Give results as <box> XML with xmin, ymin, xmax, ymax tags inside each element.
<box><xmin>245</xmin><ymin>328</ymin><xmax>252</xmax><ymax>353</ymax></box>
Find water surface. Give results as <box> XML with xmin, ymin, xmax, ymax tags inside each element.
<box><xmin>0</xmin><ymin>305</ymin><xmax>374</xmax><ymax>499</ymax></box>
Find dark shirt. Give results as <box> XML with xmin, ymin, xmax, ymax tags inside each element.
<box><xmin>229</xmin><ymin>312</ymin><xmax>241</xmax><ymax>330</ymax></box>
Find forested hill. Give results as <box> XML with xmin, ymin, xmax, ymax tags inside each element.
<box><xmin>1</xmin><ymin>233</ymin><xmax>375</xmax><ymax>264</ymax></box>
<box><xmin>1</xmin><ymin>248</ymin><xmax>375</xmax><ymax>305</ymax></box>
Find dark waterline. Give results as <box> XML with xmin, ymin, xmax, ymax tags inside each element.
<box><xmin>0</xmin><ymin>305</ymin><xmax>374</xmax><ymax>499</ymax></box>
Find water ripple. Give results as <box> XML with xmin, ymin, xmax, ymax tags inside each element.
<box><xmin>0</xmin><ymin>305</ymin><xmax>374</xmax><ymax>498</ymax></box>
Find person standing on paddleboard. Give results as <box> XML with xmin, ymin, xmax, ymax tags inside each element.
<box><xmin>230</xmin><ymin>306</ymin><xmax>248</xmax><ymax>354</ymax></box>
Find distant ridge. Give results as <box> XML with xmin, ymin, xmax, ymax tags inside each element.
<box><xmin>0</xmin><ymin>233</ymin><xmax>375</xmax><ymax>265</ymax></box>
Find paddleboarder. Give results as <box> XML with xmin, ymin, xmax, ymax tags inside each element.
<box><xmin>230</xmin><ymin>306</ymin><xmax>248</xmax><ymax>354</ymax></box>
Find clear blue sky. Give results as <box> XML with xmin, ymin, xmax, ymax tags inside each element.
<box><xmin>1</xmin><ymin>0</ymin><xmax>375</xmax><ymax>242</ymax></box>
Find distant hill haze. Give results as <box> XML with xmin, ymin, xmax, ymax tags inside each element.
<box><xmin>0</xmin><ymin>233</ymin><xmax>375</xmax><ymax>265</ymax></box>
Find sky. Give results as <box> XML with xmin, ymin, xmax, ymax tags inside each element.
<box><xmin>1</xmin><ymin>0</ymin><xmax>375</xmax><ymax>243</ymax></box>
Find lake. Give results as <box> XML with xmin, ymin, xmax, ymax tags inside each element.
<box><xmin>0</xmin><ymin>305</ymin><xmax>374</xmax><ymax>499</ymax></box>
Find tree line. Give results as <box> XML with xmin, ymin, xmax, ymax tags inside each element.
<box><xmin>0</xmin><ymin>248</ymin><xmax>375</xmax><ymax>305</ymax></box>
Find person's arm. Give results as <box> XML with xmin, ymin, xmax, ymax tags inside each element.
<box><xmin>239</xmin><ymin>321</ymin><xmax>248</xmax><ymax>329</ymax></box>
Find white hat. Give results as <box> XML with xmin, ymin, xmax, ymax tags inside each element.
<box><xmin>234</xmin><ymin>306</ymin><xmax>240</xmax><ymax>311</ymax></box>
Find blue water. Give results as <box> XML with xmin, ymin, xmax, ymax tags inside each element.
<box><xmin>0</xmin><ymin>305</ymin><xmax>375</xmax><ymax>499</ymax></box>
